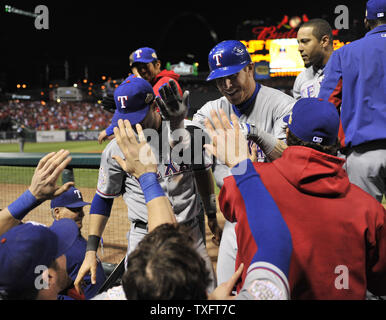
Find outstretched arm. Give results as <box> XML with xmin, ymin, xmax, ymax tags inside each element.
<box><xmin>0</xmin><ymin>150</ymin><xmax>73</xmax><ymax>235</ymax></box>
<box><xmin>112</xmin><ymin>118</ymin><xmax>176</xmax><ymax>231</ymax></box>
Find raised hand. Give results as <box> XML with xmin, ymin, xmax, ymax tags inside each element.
<box><xmin>203</xmin><ymin>109</ymin><xmax>250</xmax><ymax>168</ymax></box>
<box><xmin>112</xmin><ymin>119</ymin><xmax>157</xmax><ymax>179</ymax></box>
<box><xmin>155</xmin><ymin>80</ymin><xmax>189</xmax><ymax>130</ymax></box>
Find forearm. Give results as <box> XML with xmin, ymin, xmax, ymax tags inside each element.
<box><xmin>248</xmin><ymin>129</ymin><xmax>287</xmax><ymax>161</ymax></box>
<box><xmin>138</xmin><ymin>172</ymin><xmax>177</xmax><ymax>232</ymax></box>
<box><xmin>0</xmin><ymin>189</ymin><xmax>43</xmax><ymax>235</ymax></box>
<box><xmin>88</xmin><ymin>213</ymin><xmax>109</xmax><ymax>237</ymax></box>
<box><xmin>147</xmin><ymin>197</ymin><xmax>176</xmax><ymax>232</ymax></box>
<box><xmin>0</xmin><ymin>208</ymin><xmax>21</xmax><ymax>235</ymax></box>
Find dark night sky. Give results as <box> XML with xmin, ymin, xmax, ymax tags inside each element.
<box><xmin>0</xmin><ymin>0</ymin><xmax>368</xmax><ymax>91</ymax></box>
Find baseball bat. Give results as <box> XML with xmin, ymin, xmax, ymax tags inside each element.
<box><xmin>97</xmin><ymin>257</ymin><xmax>125</xmax><ymax>294</ymax></box>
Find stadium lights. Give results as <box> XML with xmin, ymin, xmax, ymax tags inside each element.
<box><xmin>4</xmin><ymin>5</ymin><xmax>38</xmax><ymax>18</ymax></box>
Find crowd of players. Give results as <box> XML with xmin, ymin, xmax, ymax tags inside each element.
<box><xmin>0</xmin><ymin>0</ymin><xmax>385</xmax><ymax>302</ymax></box>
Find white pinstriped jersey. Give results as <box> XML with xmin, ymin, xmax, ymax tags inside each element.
<box><xmin>193</xmin><ymin>84</ymin><xmax>295</xmax><ymax>188</ymax></box>
<box><xmin>292</xmin><ymin>66</ymin><xmax>325</xmax><ymax>100</ymax></box>
<box><xmin>96</xmin><ymin>119</ymin><xmax>211</xmax><ymax>223</ymax></box>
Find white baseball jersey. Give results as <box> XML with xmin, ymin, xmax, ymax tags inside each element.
<box><xmin>292</xmin><ymin>66</ymin><xmax>325</xmax><ymax>100</ymax></box>
<box><xmin>96</xmin><ymin>119</ymin><xmax>211</xmax><ymax>223</ymax></box>
<box><xmin>236</xmin><ymin>261</ymin><xmax>290</xmax><ymax>300</ymax></box>
<box><xmin>193</xmin><ymin>84</ymin><xmax>295</xmax><ymax>188</ymax></box>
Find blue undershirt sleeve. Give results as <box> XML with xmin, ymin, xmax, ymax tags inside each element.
<box><xmin>231</xmin><ymin>159</ymin><xmax>292</xmax><ymax>277</ymax></box>
<box><xmin>89</xmin><ymin>193</ymin><xmax>113</xmax><ymax>217</ymax></box>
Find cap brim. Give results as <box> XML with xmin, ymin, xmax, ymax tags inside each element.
<box><xmin>283</xmin><ymin>115</ymin><xmax>290</xmax><ymax>124</ymax></box>
<box><xmin>110</xmin><ymin>106</ymin><xmax>150</xmax><ymax>129</ymax></box>
<box><xmin>49</xmin><ymin>219</ymin><xmax>79</xmax><ymax>258</ymax></box>
<box><xmin>206</xmin><ymin>62</ymin><xmax>250</xmax><ymax>81</ymax></box>
<box><xmin>65</xmin><ymin>201</ymin><xmax>91</xmax><ymax>208</ymax></box>
<box><xmin>131</xmin><ymin>58</ymin><xmax>157</xmax><ymax>66</ymax></box>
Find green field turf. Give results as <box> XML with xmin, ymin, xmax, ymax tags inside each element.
<box><xmin>0</xmin><ymin>141</ymin><xmax>107</xmax><ymax>189</ymax></box>
<box><xmin>0</xmin><ymin>140</ymin><xmax>108</xmax><ymax>153</ymax></box>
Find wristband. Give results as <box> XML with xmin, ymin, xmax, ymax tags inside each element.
<box><xmin>86</xmin><ymin>235</ymin><xmax>101</xmax><ymax>252</ymax></box>
<box><xmin>7</xmin><ymin>189</ymin><xmax>41</xmax><ymax>220</ymax></box>
<box><xmin>138</xmin><ymin>172</ymin><xmax>165</xmax><ymax>203</ymax></box>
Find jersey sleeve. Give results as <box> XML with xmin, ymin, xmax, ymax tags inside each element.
<box><xmin>236</xmin><ymin>261</ymin><xmax>290</xmax><ymax>300</ymax></box>
<box><xmin>96</xmin><ymin>141</ymin><xmax>126</xmax><ymax>199</ymax></box>
<box><xmin>292</xmin><ymin>73</ymin><xmax>302</xmax><ymax>100</ymax></box>
<box><xmin>318</xmin><ymin>50</ymin><xmax>343</xmax><ymax>110</ymax></box>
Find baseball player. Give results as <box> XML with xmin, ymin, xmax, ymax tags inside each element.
<box><xmin>94</xmin><ymin>117</ymin><xmax>292</xmax><ymax>300</ymax></box>
<box><xmin>218</xmin><ymin>97</ymin><xmax>386</xmax><ymax>299</ymax></box>
<box><xmin>74</xmin><ymin>76</ymin><xmax>219</xmax><ymax>295</ymax></box>
<box><xmin>318</xmin><ymin>0</ymin><xmax>386</xmax><ymax>204</ymax></box>
<box><xmin>98</xmin><ymin>47</ymin><xmax>183</xmax><ymax>144</ymax></box>
<box><xmin>191</xmin><ymin>40</ymin><xmax>295</xmax><ymax>285</ymax></box>
<box><xmin>293</xmin><ymin>18</ymin><xmax>334</xmax><ymax>99</ymax></box>
<box><xmin>50</xmin><ymin>186</ymin><xmax>106</xmax><ymax>300</ymax></box>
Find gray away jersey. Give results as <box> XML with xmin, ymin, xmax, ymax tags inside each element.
<box><xmin>96</xmin><ymin>119</ymin><xmax>211</xmax><ymax>223</ymax></box>
<box><xmin>193</xmin><ymin>84</ymin><xmax>295</xmax><ymax>188</ymax></box>
<box><xmin>292</xmin><ymin>66</ymin><xmax>325</xmax><ymax>100</ymax></box>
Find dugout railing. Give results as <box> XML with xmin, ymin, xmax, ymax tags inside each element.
<box><xmin>0</xmin><ymin>152</ymin><xmax>128</xmax><ymax>268</ymax></box>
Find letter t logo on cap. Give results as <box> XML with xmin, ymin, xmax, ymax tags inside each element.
<box><xmin>117</xmin><ymin>96</ymin><xmax>128</xmax><ymax>109</ymax></box>
<box><xmin>213</xmin><ymin>53</ymin><xmax>223</xmax><ymax>66</ymax></box>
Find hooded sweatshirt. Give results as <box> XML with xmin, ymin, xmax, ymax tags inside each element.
<box><xmin>152</xmin><ymin>69</ymin><xmax>182</xmax><ymax>97</ymax></box>
<box><xmin>219</xmin><ymin>146</ymin><xmax>386</xmax><ymax>299</ymax></box>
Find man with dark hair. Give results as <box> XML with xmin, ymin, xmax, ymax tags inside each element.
<box><xmin>318</xmin><ymin>0</ymin><xmax>386</xmax><ymax>204</ymax></box>
<box><xmin>219</xmin><ymin>97</ymin><xmax>386</xmax><ymax>299</ymax></box>
<box><xmin>122</xmin><ymin>223</ymin><xmax>211</xmax><ymax>300</ymax></box>
<box><xmin>130</xmin><ymin>47</ymin><xmax>183</xmax><ymax>97</ymax></box>
<box><xmin>293</xmin><ymin>18</ymin><xmax>334</xmax><ymax>99</ymax></box>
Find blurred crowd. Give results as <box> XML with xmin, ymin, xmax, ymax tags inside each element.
<box><xmin>0</xmin><ymin>100</ymin><xmax>112</xmax><ymax>131</ymax></box>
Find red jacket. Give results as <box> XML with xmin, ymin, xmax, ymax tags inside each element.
<box><xmin>152</xmin><ymin>69</ymin><xmax>182</xmax><ymax>97</ymax></box>
<box><xmin>219</xmin><ymin>146</ymin><xmax>386</xmax><ymax>299</ymax></box>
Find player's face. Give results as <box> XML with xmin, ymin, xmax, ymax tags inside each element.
<box><xmin>297</xmin><ymin>26</ymin><xmax>324</xmax><ymax>68</ymax></box>
<box><xmin>56</xmin><ymin>207</ymin><xmax>85</xmax><ymax>230</ymax></box>
<box><xmin>215</xmin><ymin>64</ymin><xmax>256</xmax><ymax>105</ymax></box>
<box><xmin>139</xmin><ymin>102</ymin><xmax>161</xmax><ymax>131</ymax></box>
<box><xmin>134</xmin><ymin>61</ymin><xmax>161</xmax><ymax>82</ymax></box>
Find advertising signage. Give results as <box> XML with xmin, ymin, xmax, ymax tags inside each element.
<box><xmin>240</xmin><ymin>15</ymin><xmax>350</xmax><ymax>78</ymax></box>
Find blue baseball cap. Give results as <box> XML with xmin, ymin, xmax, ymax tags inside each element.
<box><xmin>50</xmin><ymin>186</ymin><xmax>90</xmax><ymax>209</ymax></box>
<box><xmin>207</xmin><ymin>40</ymin><xmax>252</xmax><ymax>81</ymax></box>
<box><xmin>110</xmin><ymin>76</ymin><xmax>155</xmax><ymax>128</ymax></box>
<box><xmin>366</xmin><ymin>0</ymin><xmax>386</xmax><ymax>19</ymax></box>
<box><xmin>130</xmin><ymin>47</ymin><xmax>158</xmax><ymax>66</ymax></box>
<box><xmin>0</xmin><ymin>219</ymin><xmax>78</xmax><ymax>293</ymax></box>
<box><xmin>283</xmin><ymin>98</ymin><xmax>339</xmax><ymax>145</ymax></box>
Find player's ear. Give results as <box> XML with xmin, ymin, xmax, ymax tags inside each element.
<box><xmin>320</xmin><ymin>34</ymin><xmax>330</xmax><ymax>48</ymax></box>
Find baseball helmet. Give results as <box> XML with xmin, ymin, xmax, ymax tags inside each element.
<box><xmin>206</xmin><ymin>40</ymin><xmax>252</xmax><ymax>81</ymax></box>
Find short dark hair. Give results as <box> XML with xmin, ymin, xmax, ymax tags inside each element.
<box><xmin>122</xmin><ymin>223</ymin><xmax>211</xmax><ymax>300</ymax></box>
<box><xmin>287</xmin><ymin>129</ymin><xmax>340</xmax><ymax>156</ymax></box>
<box><xmin>366</xmin><ymin>17</ymin><xmax>386</xmax><ymax>28</ymax></box>
<box><xmin>300</xmin><ymin>18</ymin><xmax>333</xmax><ymax>43</ymax></box>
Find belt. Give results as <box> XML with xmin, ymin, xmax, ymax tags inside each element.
<box><xmin>133</xmin><ymin>216</ymin><xmax>198</xmax><ymax>231</ymax></box>
<box><xmin>133</xmin><ymin>220</ymin><xmax>148</xmax><ymax>231</ymax></box>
